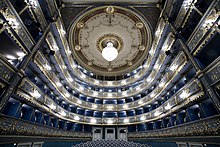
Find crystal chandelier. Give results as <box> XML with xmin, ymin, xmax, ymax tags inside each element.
<box><xmin>102</xmin><ymin>42</ymin><xmax>118</xmax><ymax>61</ymax></box>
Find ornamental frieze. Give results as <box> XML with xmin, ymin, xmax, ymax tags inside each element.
<box><xmin>128</xmin><ymin>115</ymin><xmax>220</xmax><ymax>138</ymax></box>
<box><xmin>0</xmin><ymin>114</ymin><xmax>91</xmax><ymax>138</ymax></box>
<box><xmin>206</xmin><ymin>61</ymin><xmax>220</xmax><ymax>85</ymax></box>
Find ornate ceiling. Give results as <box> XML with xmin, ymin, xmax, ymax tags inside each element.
<box><xmin>69</xmin><ymin>6</ymin><xmax>152</xmax><ymax>76</ymax></box>
<box><xmin>0</xmin><ymin>0</ymin><xmax>219</xmax><ymax>135</ymax></box>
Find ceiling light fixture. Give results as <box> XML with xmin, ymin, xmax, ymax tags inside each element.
<box><xmin>68</xmin><ymin>77</ymin><xmax>73</xmax><ymax>82</ymax></box>
<box><xmin>32</xmin><ymin>90</ymin><xmax>41</xmax><ymax>98</ymax></box>
<box><xmin>77</xmin><ymin>100</ymin><xmax>82</xmax><ymax>104</ymax></box>
<box><xmin>154</xmin><ymin>111</ymin><xmax>160</xmax><ymax>117</ymax></box>
<box><xmin>95</xmin><ymin>80</ymin><xmax>99</xmax><ymax>84</ymax></box>
<box><xmin>123</xmin><ymin>105</ymin><xmax>128</xmax><ymax>109</ymax></box>
<box><xmin>107</xmin><ymin>105</ymin><xmax>113</xmax><ymax>109</ymax></box>
<box><xmin>124</xmin><ymin>118</ymin><xmax>129</xmax><ymax>123</ymax></box>
<box><xmin>180</xmin><ymin>90</ymin><xmax>189</xmax><ymax>99</ymax></box>
<box><xmin>65</xmin><ymin>92</ymin><xmax>70</xmax><ymax>98</ymax></box>
<box><xmin>74</xmin><ymin>115</ymin><xmax>80</xmax><ymax>121</ymax></box>
<box><xmin>50</xmin><ymin>103</ymin><xmax>56</xmax><ymax>110</ymax></box>
<box><xmin>93</xmin><ymin>91</ymin><xmax>98</xmax><ymax>96</ymax></box>
<box><xmin>45</xmin><ymin>64</ymin><xmax>51</xmax><ymax>70</ymax></box>
<box><xmin>170</xmin><ymin>64</ymin><xmax>178</xmax><ymax>71</ymax></box>
<box><xmin>6</xmin><ymin>55</ymin><xmax>17</xmax><ymax>60</ymax></box>
<box><xmin>60</xmin><ymin>111</ymin><xmax>66</xmax><ymax>117</ymax></box>
<box><xmin>165</xmin><ymin>103</ymin><xmax>171</xmax><ymax>110</ymax></box>
<box><xmin>92</xmin><ymin>104</ymin><xmax>97</xmax><ymax>109</ymax></box>
<box><xmin>159</xmin><ymin>81</ymin><xmax>165</xmax><ymax>88</ymax></box>
<box><xmin>138</xmin><ymin>100</ymin><xmax>143</xmax><ymax>105</ymax></box>
<box><xmin>121</xmin><ymin>80</ymin><xmax>126</xmax><ymax>84</ymax></box>
<box><xmin>140</xmin><ymin>116</ymin><xmax>146</xmax><ymax>121</ymax></box>
<box><xmin>17</xmin><ymin>52</ymin><xmax>26</xmax><ymax>58</ymax></box>
<box><xmin>90</xmin><ymin>118</ymin><xmax>96</xmax><ymax>123</ymax></box>
<box><xmin>56</xmin><ymin>82</ymin><xmax>62</xmax><ymax>87</ymax></box>
<box><xmin>107</xmin><ymin>119</ymin><xmax>114</xmax><ymax>124</ymax></box>
<box><xmin>102</xmin><ymin>42</ymin><xmax>118</xmax><ymax>61</ymax></box>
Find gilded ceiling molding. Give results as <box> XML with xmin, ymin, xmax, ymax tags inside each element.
<box><xmin>0</xmin><ymin>0</ymin><xmax>34</xmax><ymax>50</ymax></box>
<box><xmin>17</xmin><ymin>78</ymin><xmax>204</xmax><ymax>125</ymax></box>
<box><xmin>69</xmin><ymin>6</ymin><xmax>152</xmax><ymax>76</ymax></box>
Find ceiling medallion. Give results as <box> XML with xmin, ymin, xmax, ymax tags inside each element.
<box><xmin>75</xmin><ymin>45</ymin><xmax>81</xmax><ymax>51</ymax></box>
<box><xmin>138</xmin><ymin>45</ymin><xmax>145</xmax><ymax>51</ymax></box>
<box><xmin>77</xmin><ymin>22</ymin><xmax>84</xmax><ymax>28</ymax></box>
<box><xmin>96</xmin><ymin>33</ymin><xmax>124</xmax><ymax>53</ymax></box>
<box><xmin>106</xmin><ymin>6</ymin><xmax>115</xmax><ymax>14</ymax></box>
<box><xmin>69</xmin><ymin>6</ymin><xmax>152</xmax><ymax>76</ymax></box>
<box><xmin>136</xmin><ymin>22</ymin><xmax>144</xmax><ymax>29</ymax></box>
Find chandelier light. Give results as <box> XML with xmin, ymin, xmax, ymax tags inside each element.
<box><xmin>102</xmin><ymin>42</ymin><xmax>118</xmax><ymax>61</ymax></box>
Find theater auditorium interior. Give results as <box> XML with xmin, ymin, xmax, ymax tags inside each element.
<box><xmin>0</xmin><ymin>0</ymin><xmax>220</xmax><ymax>146</ymax></box>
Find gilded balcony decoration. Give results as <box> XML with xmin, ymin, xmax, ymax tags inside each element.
<box><xmin>187</xmin><ymin>1</ymin><xmax>220</xmax><ymax>53</ymax></box>
<box><xmin>24</xmin><ymin>0</ymin><xmax>47</xmax><ymax>30</ymax></box>
<box><xmin>0</xmin><ymin>58</ymin><xmax>15</xmax><ymax>83</ymax></box>
<box><xmin>206</xmin><ymin>60</ymin><xmax>220</xmax><ymax>85</ymax></box>
<box><xmin>18</xmin><ymin>49</ymin><xmax>187</xmax><ymax>112</ymax></box>
<box><xmin>35</xmin><ymin>47</ymin><xmax>186</xmax><ymax>103</ymax></box>
<box><xmin>17</xmin><ymin>75</ymin><xmax>204</xmax><ymax>125</ymax></box>
<box><xmin>128</xmin><ymin>115</ymin><xmax>220</xmax><ymax>138</ymax></box>
<box><xmin>34</xmin><ymin>31</ymin><xmax>176</xmax><ymax>99</ymax></box>
<box><xmin>174</xmin><ymin>0</ymin><xmax>196</xmax><ymax>29</ymax></box>
<box><xmin>0</xmin><ymin>0</ymin><xmax>34</xmax><ymax>50</ymax></box>
<box><xmin>0</xmin><ymin>114</ymin><xmax>91</xmax><ymax>138</ymax></box>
